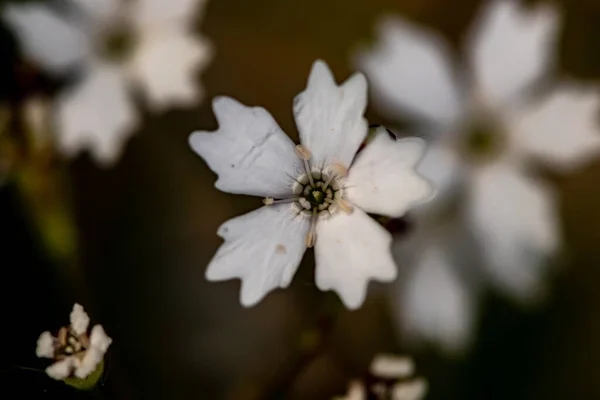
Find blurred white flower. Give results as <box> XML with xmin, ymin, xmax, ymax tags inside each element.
<box><xmin>189</xmin><ymin>60</ymin><xmax>433</xmax><ymax>309</ymax></box>
<box><xmin>355</xmin><ymin>0</ymin><xmax>600</xmax><ymax>353</ymax></box>
<box><xmin>4</xmin><ymin>0</ymin><xmax>213</xmax><ymax>166</ymax></box>
<box><xmin>335</xmin><ymin>354</ymin><xmax>427</xmax><ymax>400</ymax></box>
<box><xmin>36</xmin><ymin>303</ymin><xmax>112</xmax><ymax>380</ymax></box>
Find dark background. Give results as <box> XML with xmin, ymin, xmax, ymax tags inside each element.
<box><xmin>2</xmin><ymin>0</ymin><xmax>600</xmax><ymax>398</ymax></box>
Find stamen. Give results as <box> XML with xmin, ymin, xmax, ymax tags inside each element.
<box><xmin>336</xmin><ymin>198</ymin><xmax>353</xmax><ymax>213</ymax></box>
<box><xmin>263</xmin><ymin>197</ymin><xmax>300</xmax><ymax>206</ymax></box>
<box><xmin>304</xmin><ymin>160</ymin><xmax>316</xmax><ymax>187</ymax></box>
<box><xmin>305</xmin><ymin>209</ymin><xmax>318</xmax><ymax>248</ymax></box>
<box><xmin>296</xmin><ymin>145</ymin><xmax>315</xmax><ymax>187</ymax></box>
<box><xmin>329</xmin><ymin>161</ymin><xmax>348</xmax><ymax>177</ymax></box>
<box><xmin>295</xmin><ymin>145</ymin><xmax>312</xmax><ymax>160</ymax></box>
<box><xmin>58</xmin><ymin>328</ymin><xmax>67</xmax><ymax>346</ymax></box>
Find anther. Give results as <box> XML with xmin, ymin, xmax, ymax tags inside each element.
<box><xmin>329</xmin><ymin>161</ymin><xmax>349</xmax><ymax>177</ymax></box>
<box><xmin>295</xmin><ymin>145</ymin><xmax>312</xmax><ymax>160</ymax></box>
<box><xmin>265</xmin><ymin>197</ymin><xmax>301</xmax><ymax>206</ymax></box>
<box><xmin>296</xmin><ymin>145</ymin><xmax>316</xmax><ymax>187</ymax></box>
<box><xmin>305</xmin><ymin>209</ymin><xmax>318</xmax><ymax>248</ymax></box>
<box><xmin>336</xmin><ymin>198</ymin><xmax>353</xmax><ymax>213</ymax></box>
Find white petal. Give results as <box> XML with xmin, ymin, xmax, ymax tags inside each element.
<box><xmin>129</xmin><ymin>30</ymin><xmax>212</xmax><ymax>111</ymax></box>
<box><xmin>75</xmin><ymin>348</ymin><xmax>103</xmax><ymax>379</ymax></box>
<box><xmin>3</xmin><ymin>4</ymin><xmax>90</xmax><ymax>73</ymax></box>
<box><xmin>75</xmin><ymin>325</ymin><xmax>112</xmax><ymax>379</ymax></box>
<box><xmin>466</xmin><ymin>163</ymin><xmax>559</xmax><ymax>300</ymax></box>
<box><xmin>69</xmin><ymin>303</ymin><xmax>90</xmax><ymax>335</ymax></box>
<box><xmin>392</xmin><ymin>378</ymin><xmax>428</xmax><ymax>400</ymax></box>
<box><xmin>370</xmin><ymin>354</ymin><xmax>414</xmax><ymax>379</ymax></box>
<box><xmin>70</xmin><ymin>0</ymin><xmax>121</xmax><ymax>21</ymax></box>
<box><xmin>345</xmin><ymin>129</ymin><xmax>434</xmax><ymax>218</ymax></box>
<box><xmin>314</xmin><ymin>209</ymin><xmax>396</xmax><ymax>309</ymax></box>
<box><xmin>467</xmin><ymin>0</ymin><xmax>558</xmax><ymax>107</ymax></box>
<box><xmin>89</xmin><ymin>325</ymin><xmax>112</xmax><ymax>353</ymax></box>
<box><xmin>508</xmin><ymin>83</ymin><xmax>600</xmax><ymax>172</ymax></box>
<box><xmin>133</xmin><ymin>0</ymin><xmax>206</xmax><ymax>27</ymax></box>
<box><xmin>189</xmin><ymin>97</ymin><xmax>302</xmax><ymax>198</ymax></box>
<box><xmin>56</xmin><ymin>63</ymin><xmax>138</xmax><ymax>166</ymax></box>
<box><xmin>293</xmin><ymin>60</ymin><xmax>368</xmax><ymax>169</ymax></box>
<box><xmin>206</xmin><ymin>204</ymin><xmax>310</xmax><ymax>307</ymax></box>
<box><xmin>413</xmin><ymin>142</ymin><xmax>462</xmax><ymax>212</ymax></box>
<box><xmin>355</xmin><ymin>16</ymin><xmax>463</xmax><ymax>126</ymax></box>
<box><xmin>401</xmin><ymin>245</ymin><xmax>474</xmax><ymax>354</ymax></box>
<box><xmin>46</xmin><ymin>358</ymin><xmax>75</xmax><ymax>380</ymax></box>
<box><xmin>36</xmin><ymin>331</ymin><xmax>55</xmax><ymax>359</ymax></box>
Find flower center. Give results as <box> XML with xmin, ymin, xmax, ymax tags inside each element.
<box><xmin>100</xmin><ymin>27</ymin><xmax>136</xmax><ymax>63</ymax></box>
<box><xmin>459</xmin><ymin>118</ymin><xmax>506</xmax><ymax>163</ymax></box>
<box><xmin>55</xmin><ymin>327</ymin><xmax>89</xmax><ymax>360</ymax></box>
<box><xmin>263</xmin><ymin>145</ymin><xmax>353</xmax><ymax>248</ymax></box>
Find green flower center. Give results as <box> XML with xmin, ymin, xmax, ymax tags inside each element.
<box><xmin>100</xmin><ymin>29</ymin><xmax>135</xmax><ymax>63</ymax></box>
<box><xmin>460</xmin><ymin>120</ymin><xmax>506</xmax><ymax>162</ymax></box>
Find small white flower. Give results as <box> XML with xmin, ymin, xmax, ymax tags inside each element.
<box><xmin>36</xmin><ymin>303</ymin><xmax>112</xmax><ymax>380</ymax></box>
<box><xmin>335</xmin><ymin>354</ymin><xmax>427</xmax><ymax>400</ymax></box>
<box><xmin>355</xmin><ymin>0</ymin><xmax>600</xmax><ymax>352</ymax></box>
<box><xmin>189</xmin><ymin>60</ymin><xmax>433</xmax><ymax>309</ymax></box>
<box><xmin>3</xmin><ymin>0</ymin><xmax>213</xmax><ymax>166</ymax></box>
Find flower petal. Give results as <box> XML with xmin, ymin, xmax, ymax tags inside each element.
<box><xmin>70</xmin><ymin>0</ymin><xmax>121</xmax><ymax>21</ymax></box>
<box><xmin>400</xmin><ymin>245</ymin><xmax>474</xmax><ymax>354</ymax></box>
<box><xmin>76</xmin><ymin>348</ymin><xmax>103</xmax><ymax>379</ymax></box>
<box><xmin>89</xmin><ymin>325</ymin><xmax>112</xmax><ymax>353</ymax></box>
<box><xmin>508</xmin><ymin>83</ymin><xmax>600</xmax><ymax>172</ymax></box>
<box><xmin>129</xmin><ymin>29</ymin><xmax>213</xmax><ymax>111</ymax></box>
<box><xmin>3</xmin><ymin>4</ymin><xmax>90</xmax><ymax>73</ymax></box>
<box><xmin>370</xmin><ymin>354</ymin><xmax>414</xmax><ymax>379</ymax></box>
<box><xmin>345</xmin><ymin>129</ymin><xmax>434</xmax><ymax>218</ymax></box>
<box><xmin>56</xmin><ymin>63</ymin><xmax>138</xmax><ymax>166</ymax></box>
<box><xmin>314</xmin><ymin>209</ymin><xmax>396</xmax><ymax>309</ymax></box>
<box><xmin>467</xmin><ymin>0</ymin><xmax>558</xmax><ymax>107</ymax></box>
<box><xmin>189</xmin><ymin>97</ymin><xmax>302</xmax><ymax>198</ymax></box>
<box><xmin>75</xmin><ymin>325</ymin><xmax>112</xmax><ymax>379</ymax></box>
<box><xmin>414</xmin><ymin>142</ymin><xmax>462</xmax><ymax>210</ymax></box>
<box><xmin>466</xmin><ymin>163</ymin><xmax>559</xmax><ymax>301</ymax></box>
<box><xmin>355</xmin><ymin>16</ymin><xmax>464</xmax><ymax>127</ymax></box>
<box><xmin>69</xmin><ymin>303</ymin><xmax>90</xmax><ymax>335</ymax></box>
<box><xmin>206</xmin><ymin>204</ymin><xmax>310</xmax><ymax>307</ymax></box>
<box><xmin>36</xmin><ymin>331</ymin><xmax>55</xmax><ymax>359</ymax></box>
<box><xmin>46</xmin><ymin>358</ymin><xmax>75</xmax><ymax>380</ymax></box>
<box><xmin>132</xmin><ymin>0</ymin><xmax>206</xmax><ymax>27</ymax></box>
<box><xmin>293</xmin><ymin>60</ymin><xmax>368</xmax><ymax>170</ymax></box>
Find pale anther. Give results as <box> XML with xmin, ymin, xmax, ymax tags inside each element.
<box><xmin>337</xmin><ymin>198</ymin><xmax>353</xmax><ymax>213</ymax></box>
<box><xmin>262</xmin><ymin>197</ymin><xmax>274</xmax><ymax>205</ymax></box>
<box><xmin>295</xmin><ymin>144</ymin><xmax>312</xmax><ymax>160</ymax></box>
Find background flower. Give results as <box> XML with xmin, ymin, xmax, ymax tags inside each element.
<box><xmin>3</xmin><ymin>0</ymin><xmax>213</xmax><ymax>166</ymax></box>
<box><xmin>355</xmin><ymin>0</ymin><xmax>600</xmax><ymax>354</ymax></box>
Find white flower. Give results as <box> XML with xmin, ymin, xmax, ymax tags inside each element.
<box><xmin>3</xmin><ymin>0</ymin><xmax>213</xmax><ymax>166</ymax></box>
<box><xmin>36</xmin><ymin>303</ymin><xmax>112</xmax><ymax>380</ymax></box>
<box><xmin>335</xmin><ymin>354</ymin><xmax>427</xmax><ymax>400</ymax></box>
<box><xmin>356</xmin><ymin>0</ymin><xmax>600</xmax><ymax>353</ymax></box>
<box><xmin>189</xmin><ymin>60</ymin><xmax>433</xmax><ymax>309</ymax></box>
